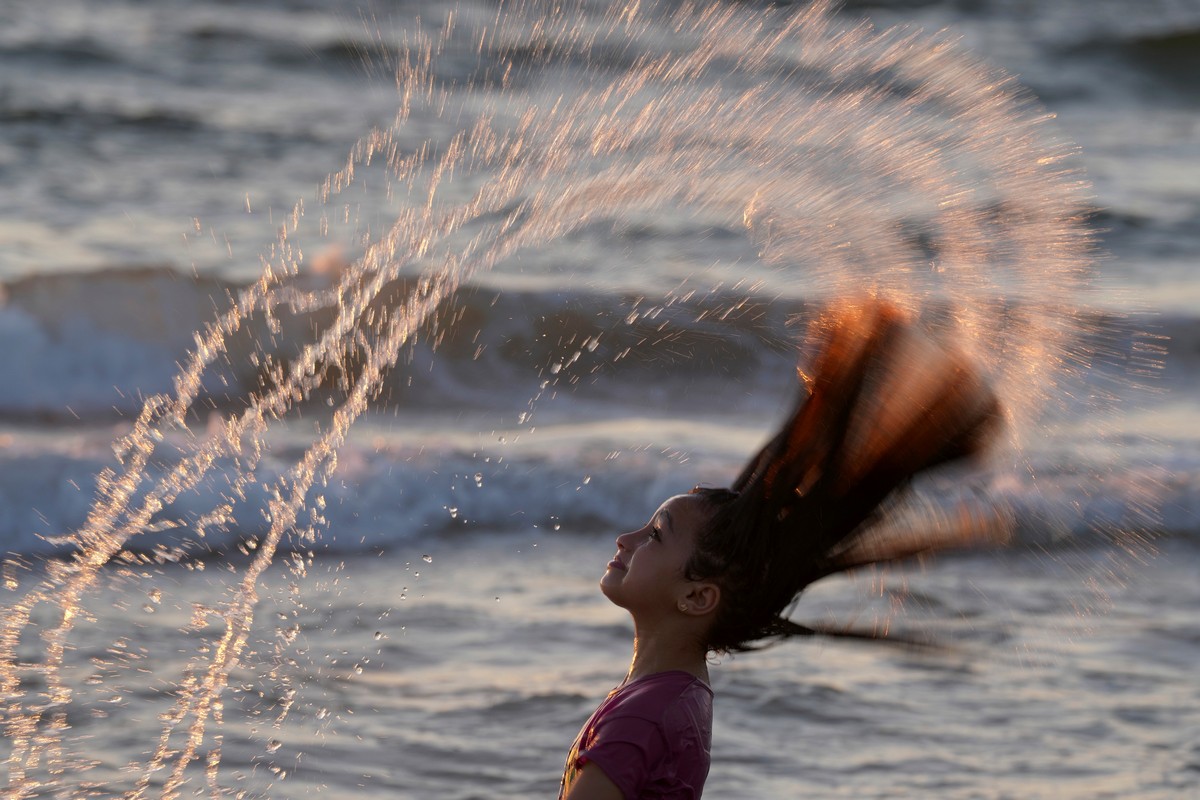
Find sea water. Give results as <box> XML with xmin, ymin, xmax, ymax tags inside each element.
<box><xmin>0</xmin><ymin>0</ymin><xmax>1197</xmax><ymax>797</ymax></box>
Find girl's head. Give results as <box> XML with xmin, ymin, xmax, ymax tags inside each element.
<box><xmin>600</xmin><ymin>493</ymin><xmax>723</xmax><ymax>629</ymax></box>
<box><xmin>655</xmin><ymin>299</ymin><xmax>1003</xmax><ymax>654</ymax></box>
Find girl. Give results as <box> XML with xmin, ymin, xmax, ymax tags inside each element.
<box><xmin>559</xmin><ymin>298</ymin><xmax>1004</xmax><ymax>799</ymax></box>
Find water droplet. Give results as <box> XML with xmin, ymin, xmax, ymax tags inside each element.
<box><xmin>421</xmin><ymin>554</ymin><xmax>433</xmax><ymax>563</ymax></box>
<box><xmin>148</xmin><ymin>588</ymin><xmax>162</xmax><ymax>604</ymax></box>
<box><xmin>474</xmin><ymin>472</ymin><xmax>483</xmax><ymax>487</ymax></box>
<box><xmin>582</xmin><ymin>475</ymin><xmax>592</xmax><ymax>485</ymax></box>
<box><xmin>266</xmin><ymin>739</ymin><xmax>282</xmax><ymax>753</ymax></box>
<box><xmin>374</xmin><ymin>631</ymin><xmax>384</xmax><ymax>640</ymax></box>
<box><xmin>353</xmin><ymin>664</ymin><xmax>364</xmax><ymax>675</ymax></box>
<box><xmin>448</xmin><ymin>506</ymin><xmax>458</xmax><ymax>519</ymax></box>
<box><xmin>141</xmin><ymin>604</ymin><xmax>156</xmax><ymax>614</ymax></box>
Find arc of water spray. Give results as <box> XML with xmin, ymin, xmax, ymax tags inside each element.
<box><xmin>0</xmin><ymin>27</ymin><xmax>495</xmax><ymax>794</ymax></box>
<box><xmin>0</xmin><ymin>1</ymin><xmax>1105</xmax><ymax>795</ymax></box>
<box><xmin>0</xmin><ymin>22</ymin><xmax>646</xmax><ymax>787</ymax></box>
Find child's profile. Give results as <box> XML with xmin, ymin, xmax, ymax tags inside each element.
<box><xmin>559</xmin><ymin>297</ymin><xmax>1004</xmax><ymax>799</ymax></box>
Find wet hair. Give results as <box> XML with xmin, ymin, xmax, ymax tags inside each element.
<box><xmin>684</xmin><ymin>299</ymin><xmax>1003</xmax><ymax>654</ymax></box>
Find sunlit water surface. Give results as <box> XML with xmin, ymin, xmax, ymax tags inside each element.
<box><xmin>0</xmin><ymin>0</ymin><xmax>1192</xmax><ymax>796</ymax></box>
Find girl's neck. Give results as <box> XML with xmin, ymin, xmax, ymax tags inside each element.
<box><xmin>625</xmin><ymin>628</ymin><xmax>709</xmax><ymax>685</ymax></box>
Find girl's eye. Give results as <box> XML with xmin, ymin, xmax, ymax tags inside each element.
<box><xmin>649</xmin><ymin>527</ymin><xmax>661</xmax><ymax>541</ymax></box>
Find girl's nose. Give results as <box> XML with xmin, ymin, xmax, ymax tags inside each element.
<box><xmin>615</xmin><ymin>529</ymin><xmax>638</xmax><ymax>550</ymax></box>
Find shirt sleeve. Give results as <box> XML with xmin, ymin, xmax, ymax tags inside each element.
<box><xmin>574</xmin><ymin>713</ymin><xmax>666</xmax><ymax>800</ymax></box>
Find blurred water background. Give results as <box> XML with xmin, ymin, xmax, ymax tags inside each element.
<box><xmin>0</xmin><ymin>0</ymin><xmax>1197</xmax><ymax>797</ymax></box>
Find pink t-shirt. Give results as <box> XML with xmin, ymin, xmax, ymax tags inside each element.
<box><xmin>559</xmin><ymin>671</ymin><xmax>713</xmax><ymax>800</ymax></box>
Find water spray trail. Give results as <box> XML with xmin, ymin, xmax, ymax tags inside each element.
<box><xmin>0</xmin><ymin>27</ymin><xmax>467</xmax><ymax>792</ymax></box>
<box><xmin>135</xmin><ymin>273</ymin><xmax>455</xmax><ymax>798</ymax></box>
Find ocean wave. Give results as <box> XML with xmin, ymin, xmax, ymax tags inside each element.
<box><xmin>1087</xmin><ymin>207</ymin><xmax>1200</xmax><ymax>257</ymax></box>
<box><xmin>0</xmin><ymin>38</ymin><xmax>125</xmax><ymax>68</ymax></box>
<box><xmin>0</xmin><ymin>271</ymin><xmax>1180</xmax><ymax>559</ymax></box>
<box><xmin>0</xmin><ymin>426</ymin><xmax>1185</xmax><ymax>559</ymax></box>
<box><xmin>0</xmin><ymin>102</ymin><xmax>206</xmax><ymax>133</ymax></box>
<box><xmin>1077</xmin><ymin>27</ymin><xmax>1200</xmax><ymax>68</ymax></box>
<box><xmin>1063</xmin><ymin>25</ymin><xmax>1200</xmax><ymax>100</ymax></box>
<box><xmin>0</xmin><ymin>428</ymin><xmax>715</xmax><ymax>557</ymax></box>
<box><xmin>0</xmin><ymin>265</ymin><xmax>806</xmax><ymax>420</ymax></box>
<box><xmin>2</xmin><ymin>264</ymin><xmax>1184</xmax><ymax>424</ymax></box>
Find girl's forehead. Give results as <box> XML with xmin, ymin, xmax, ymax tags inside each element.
<box><xmin>656</xmin><ymin>494</ymin><xmax>711</xmax><ymax>532</ymax></box>
<box><xmin>654</xmin><ymin>493</ymin><xmax>693</xmax><ymax>517</ymax></box>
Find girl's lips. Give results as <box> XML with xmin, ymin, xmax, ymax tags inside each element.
<box><xmin>607</xmin><ymin>558</ymin><xmax>626</xmax><ymax>571</ymax></box>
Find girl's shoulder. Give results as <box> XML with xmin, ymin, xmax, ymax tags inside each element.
<box><xmin>606</xmin><ymin>671</ymin><xmax>712</xmax><ymax>722</ymax></box>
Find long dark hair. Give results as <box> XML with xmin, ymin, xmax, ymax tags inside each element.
<box><xmin>685</xmin><ymin>299</ymin><xmax>1004</xmax><ymax>653</ymax></box>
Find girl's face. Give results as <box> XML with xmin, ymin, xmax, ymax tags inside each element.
<box><xmin>600</xmin><ymin>494</ymin><xmax>711</xmax><ymax>616</ymax></box>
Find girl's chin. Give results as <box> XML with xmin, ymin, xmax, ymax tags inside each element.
<box><xmin>598</xmin><ymin>577</ymin><xmax>624</xmax><ymax>602</ymax></box>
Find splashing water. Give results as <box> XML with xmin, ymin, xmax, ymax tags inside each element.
<box><xmin>0</xmin><ymin>0</ymin><xmax>1131</xmax><ymax>795</ymax></box>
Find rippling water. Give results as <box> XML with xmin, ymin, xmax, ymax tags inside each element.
<box><xmin>0</xmin><ymin>0</ymin><xmax>1196</xmax><ymax>797</ymax></box>
<box><xmin>17</xmin><ymin>534</ymin><xmax>1196</xmax><ymax>798</ymax></box>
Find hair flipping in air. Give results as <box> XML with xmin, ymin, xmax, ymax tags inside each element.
<box><xmin>685</xmin><ymin>299</ymin><xmax>1004</xmax><ymax>654</ymax></box>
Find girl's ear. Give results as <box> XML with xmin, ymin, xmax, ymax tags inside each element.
<box><xmin>681</xmin><ymin>582</ymin><xmax>720</xmax><ymax>616</ymax></box>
